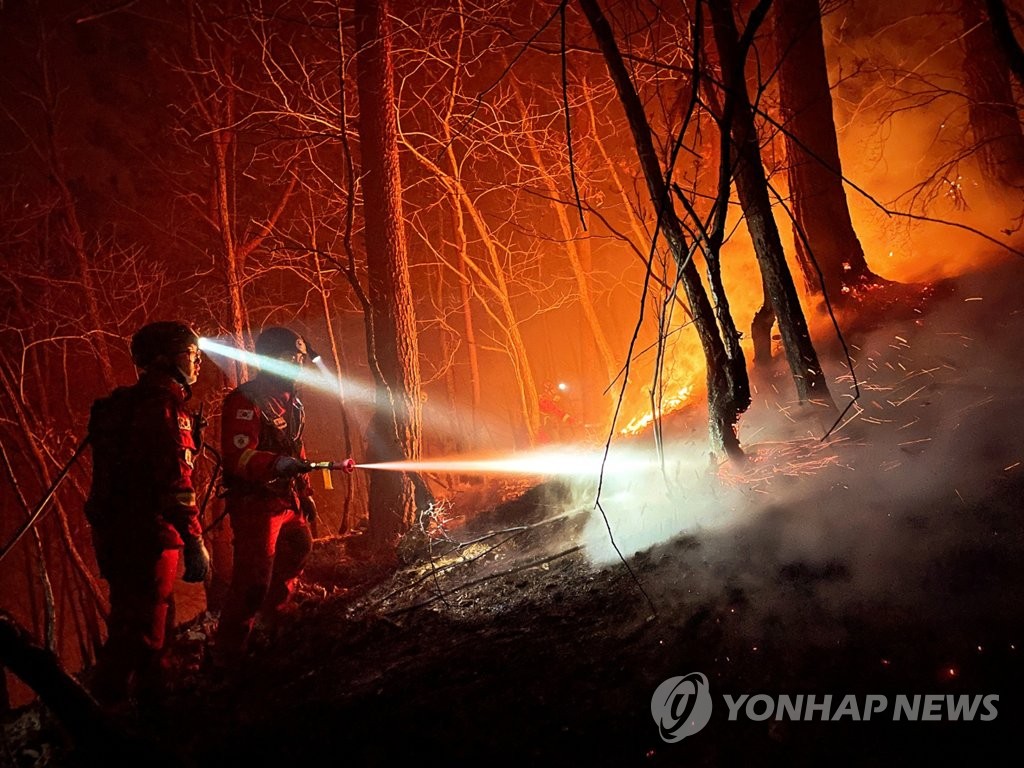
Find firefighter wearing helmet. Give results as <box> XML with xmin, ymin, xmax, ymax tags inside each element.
<box><xmin>85</xmin><ymin>321</ymin><xmax>210</xmax><ymax>707</ymax></box>
<box><xmin>215</xmin><ymin>326</ymin><xmax>317</xmax><ymax>662</ymax></box>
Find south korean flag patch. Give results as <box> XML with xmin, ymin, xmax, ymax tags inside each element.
<box><xmin>236</xmin><ymin>409</ymin><xmax>254</xmax><ymax>421</ymax></box>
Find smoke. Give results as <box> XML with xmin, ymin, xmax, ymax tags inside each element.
<box><xmin>569</xmin><ymin>443</ymin><xmax>749</xmax><ymax>565</ymax></box>
<box><xmin>563</xmin><ymin>258</ymin><xmax>1024</xmax><ymax>630</ymax></box>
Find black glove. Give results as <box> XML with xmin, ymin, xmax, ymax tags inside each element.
<box><xmin>272</xmin><ymin>455</ymin><xmax>311</xmax><ymax>478</ymax></box>
<box><xmin>182</xmin><ymin>536</ymin><xmax>211</xmax><ymax>583</ymax></box>
<box><xmin>299</xmin><ymin>496</ymin><xmax>317</xmax><ymax>523</ymax></box>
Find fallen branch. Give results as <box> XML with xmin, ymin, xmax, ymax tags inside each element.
<box><xmin>0</xmin><ymin>611</ymin><xmax>177</xmax><ymax>766</ymax></box>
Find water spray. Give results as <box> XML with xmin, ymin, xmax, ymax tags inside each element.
<box><xmin>354</xmin><ymin>449</ymin><xmax>659</xmax><ymax>479</ymax></box>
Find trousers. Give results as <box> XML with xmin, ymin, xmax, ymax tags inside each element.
<box><xmin>216</xmin><ymin>506</ymin><xmax>312</xmax><ymax>658</ymax></box>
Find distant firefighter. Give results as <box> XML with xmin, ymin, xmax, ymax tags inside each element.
<box><xmin>215</xmin><ymin>327</ymin><xmax>317</xmax><ymax>662</ymax></box>
<box><xmin>85</xmin><ymin>321</ymin><xmax>210</xmax><ymax>707</ymax></box>
<box><xmin>538</xmin><ymin>381</ymin><xmax>578</xmax><ymax>444</ymax></box>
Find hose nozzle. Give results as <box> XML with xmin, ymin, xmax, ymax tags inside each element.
<box><xmin>308</xmin><ymin>458</ymin><xmax>357</xmax><ymax>474</ymax></box>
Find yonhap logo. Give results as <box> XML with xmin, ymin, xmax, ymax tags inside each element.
<box><xmin>651</xmin><ymin>672</ymin><xmax>714</xmax><ymax>742</ymax></box>
<box><xmin>648</xmin><ymin>677</ymin><xmax>999</xmax><ymax>744</ymax></box>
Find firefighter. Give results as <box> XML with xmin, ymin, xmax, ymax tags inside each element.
<box><xmin>538</xmin><ymin>381</ymin><xmax>577</xmax><ymax>444</ymax></box>
<box><xmin>85</xmin><ymin>321</ymin><xmax>211</xmax><ymax>707</ymax></box>
<box><xmin>215</xmin><ymin>326</ymin><xmax>316</xmax><ymax>661</ymax></box>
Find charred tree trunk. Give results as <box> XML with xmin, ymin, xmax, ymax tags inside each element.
<box><xmin>960</xmin><ymin>0</ymin><xmax>1024</xmax><ymax>187</ymax></box>
<box><xmin>984</xmin><ymin>0</ymin><xmax>1024</xmax><ymax>89</ymax></box>
<box><xmin>709</xmin><ymin>0</ymin><xmax>835</xmax><ymax>407</ymax></box>
<box><xmin>752</xmin><ymin>276</ymin><xmax>777</xmax><ymax>364</ymax></box>
<box><xmin>355</xmin><ymin>0</ymin><xmax>423</xmax><ymax>549</ymax></box>
<box><xmin>580</xmin><ymin>0</ymin><xmax>746</xmax><ymax>459</ymax></box>
<box><xmin>774</xmin><ymin>0</ymin><xmax>882</xmax><ymax>301</ymax></box>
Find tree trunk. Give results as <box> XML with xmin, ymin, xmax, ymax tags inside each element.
<box><xmin>354</xmin><ymin>0</ymin><xmax>423</xmax><ymax>550</ymax></box>
<box><xmin>38</xmin><ymin>51</ymin><xmax>117</xmax><ymax>389</ymax></box>
<box><xmin>511</xmin><ymin>86</ymin><xmax>619</xmax><ymax>388</ymax></box>
<box><xmin>453</xmin><ymin>202</ymin><xmax>482</xmax><ymax>442</ymax></box>
<box><xmin>984</xmin><ymin>0</ymin><xmax>1024</xmax><ymax>89</ymax></box>
<box><xmin>439</xmin><ymin>3</ymin><xmax>482</xmax><ymax>443</ymax></box>
<box><xmin>0</xmin><ymin>438</ymin><xmax>57</xmax><ymax>653</ymax></box>
<box><xmin>579</xmin><ymin>0</ymin><xmax>745</xmax><ymax>459</ymax></box>
<box><xmin>0</xmin><ymin>365</ymin><xmax>109</xmax><ymax>615</ymax></box>
<box><xmin>407</xmin><ymin>144</ymin><xmax>542</xmax><ymax>442</ymax></box>
<box><xmin>774</xmin><ymin>0</ymin><xmax>882</xmax><ymax>301</ymax></box>
<box><xmin>709</xmin><ymin>0</ymin><xmax>835</xmax><ymax>408</ymax></box>
<box><xmin>752</xmin><ymin>276</ymin><xmax>777</xmax><ymax>364</ymax></box>
<box><xmin>961</xmin><ymin>0</ymin><xmax>1024</xmax><ymax>187</ymax></box>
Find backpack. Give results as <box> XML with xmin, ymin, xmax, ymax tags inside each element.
<box><xmin>84</xmin><ymin>386</ymin><xmax>139</xmax><ymax>528</ymax></box>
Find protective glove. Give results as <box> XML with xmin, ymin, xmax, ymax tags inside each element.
<box><xmin>182</xmin><ymin>536</ymin><xmax>211</xmax><ymax>583</ymax></box>
<box><xmin>272</xmin><ymin>455</ymin><xmax>311</xmax><ymax>478</ymax></box>
<box><xmin>299</xmin><ymin>496</ymin><xmax>317</xmax><ymax>524</ymax></box>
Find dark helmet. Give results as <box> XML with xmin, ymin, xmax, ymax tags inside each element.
<box><xmin>130</xmin><ymin>322</ymin><xmax>199</xmax><ymax>368</ymax></box>
<box><xmin>254</xmin><ymin>326</ymin><xmax>307</xmax><ymax>359</ymax></box>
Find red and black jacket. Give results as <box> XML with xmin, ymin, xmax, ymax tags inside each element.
<box><xmin>221</xmin><ymin>376</ymin><xmax>312</xmax><ymax>514</ymax></box>
<box><xmin>86</xmin><ymin>370</ymin><xmax>202</xmax><ymax>548</ymax></box>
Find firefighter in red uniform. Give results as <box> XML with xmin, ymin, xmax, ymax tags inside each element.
<box><xmin>215</xmin><ymin>326</ymin><xmax>316</xmax><ymax>661</ymax></box>
<box><xmin>86</xmin><ymin>321</ymin><xmax>211</xmax><ymax>706</ymax></box>
<box><xmin>538</xmin><ymin>381</ymin><xmax>577</xmax><ymax>444</ymax></box>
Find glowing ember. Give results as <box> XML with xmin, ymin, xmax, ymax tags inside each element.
<box><xmin>620</xmin><ymin>385</ymin><xmax>694</xmax><ymax>435</ymax></box>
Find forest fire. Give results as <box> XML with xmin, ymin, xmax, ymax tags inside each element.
<box><xmin>619</xmin><ymin>384</ymin><xmax>695</xmax><ymax>435</ymax></box>
<box><xmin>2</xmin><ymin>0</ymin><xmax>1024</xmax><ymax>764</ymax></box>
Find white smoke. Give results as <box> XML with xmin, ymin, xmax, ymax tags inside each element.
<box><xmin>569</xmin><ymin>258</ymin><xmax>1024</xmax><ymax>623</ymax></box>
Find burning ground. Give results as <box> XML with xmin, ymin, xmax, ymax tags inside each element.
<box><xmin>6</xmin><ymin>257</ymin><xmax>1024</xmax><ymax>765</ymax></box>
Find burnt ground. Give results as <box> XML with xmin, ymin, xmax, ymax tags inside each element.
<box><xmin>5</xmin><ymin>257</ymin><xmax>1024</xmax><ymax>767</ymax></box>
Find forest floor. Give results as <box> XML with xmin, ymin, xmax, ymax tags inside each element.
<box><xmin>5</xmin><ymin>257</ymin><xmax>1024</xmax><ymax>767</ymax></box>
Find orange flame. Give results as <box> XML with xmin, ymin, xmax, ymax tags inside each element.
<box><xmin>619</xmin><ymin>384</ymin><xmax>694</xmax><ymax>435</ymax></box>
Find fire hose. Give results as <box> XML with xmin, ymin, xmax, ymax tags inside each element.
<box><xmin>0</xmin><ymin>436</ymin><xmax>90</xmax><ymax>564</ymax></box>
<box><xmin>307</xmin><ymin>459</ymin><xmax>357</xmax><ymax>473</ymax></box>
<box><xmin>202</xmin><ymin>458</ymin><xmax>356</xmax><ymax>533</ymax></box>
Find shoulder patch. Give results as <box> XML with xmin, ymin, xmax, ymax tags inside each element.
<box><xmin>178</xmin><ymin>415</ymin><xmax>192</xmax><ymax>431</ymax></box>
<box><xmin>235</xmin><ymin>409</ymin><xmax>254</xmax><ymax>421</ymax></box>
<box><xmin>233</xmin><ymin>434</ymin><xmax>251</xmax><ymax>449</ymax></box>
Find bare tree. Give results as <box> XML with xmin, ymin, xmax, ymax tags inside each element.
<box><xmin>355</xmin><ymin>0</ymin><xmax>424</xmax><ymax>548</ymax></box>
<box><xmin>959</xmin><ymin>0</ymin><xmax>1024</xmax><ymax>188</ymax></box>
<box><xmin>774</xmin><ymin>0</ymin><xmax>884</xmax><ymax>302</ymax></box>
<box><xmin>579</xmin><ymin>0</ymin><xmax>748</xmax><ymax>458</ymax></box>
<box><xmin>708</xmin><ymin>0</ymin><xmax>835</xmax><ymax>409</ymax></box>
